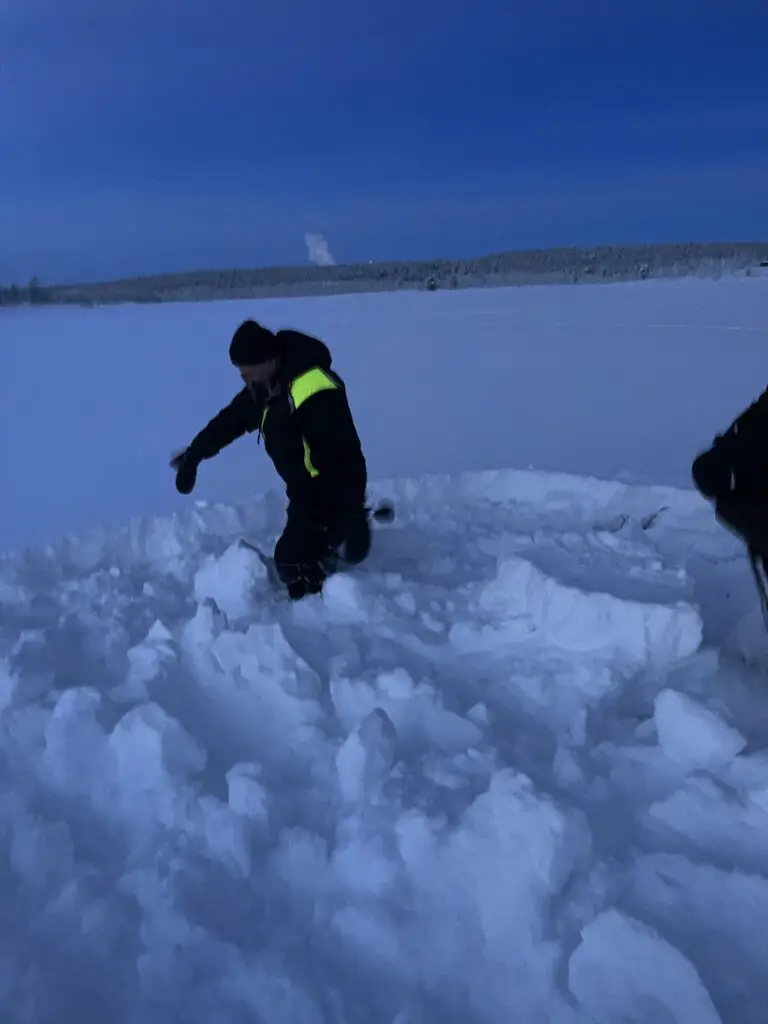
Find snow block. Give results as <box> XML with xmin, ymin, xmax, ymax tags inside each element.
<box><xmin>212</xmin><ymin>622</ymin><xmax>319</xmax><ymax>696</ymax></box>
<box><xmin>450</xmin><ymin>555</ymin><xmax>702</xmax><ymax>672</ymax></box>
<box><xmin>129</xmin><ymin>514</ymin><xmax>191</xmax><ymax>575</ymax></box>
<box><xmin>226</xmin><ymin>762</ymin><xmax>269</xmax><ymax>825</ymax></box>
<box><xmin>110</xmin><ymin>702</ymin><xmax>207</xmax><ymax>794</ymax></box>
<box><xmin>569</xmin><ymin>907</ymin><xmax>722</xmax><ymax>1023</ymax></box>
<box><xmin>41</xmin><ymin>687</ymin><xmax>109</xmax><ymax>793</ymax></box>
<box><xmin>123</xmin><ymin>619</ymin><xmax>175</xmax><ymax>693</ymax></box>
<box><xmin>404</xmin><ymin>769</ymin><xmax>595</xmax><ymax>947</ymax></box>
<box><xmin>648</xmin><ymin>776</ymin><xmax>768</xmax><ymax>868</ymax></box>
<box><xmin>198</xmin><ymin>624</ymin><xmax>324</xmax><ymax>761</ymax></box>
<box><xmin>321</xmin><ymin>573</ymin><xmax>369</xmax><ymax>623</ymax></box>
<box><xmin>336</xmin><ymin>708</ymin><xmax>397</xmax><ymax>805</ymax></box>
<box><xmin>628</xmin><ymin>851</ymin><xmax>768</xmax><ymax>1015</ymax></box>
<box><xmin>193</xmin><ymin>541</ymin><xmax>268</xmax><ymax>621</ymax></box>
<box><xmin>193</xmin><ymin>794</ymin><xmax>253</xmax><ymax>880</ymax></box>
<box><xmin>654</xmin><ymin>689</ymin><xmax>746</xmax><ymax>771</ymax></box>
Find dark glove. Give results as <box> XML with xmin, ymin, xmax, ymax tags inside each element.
<box><xmin>170</xmin><ymin>448</ymin><xmax>201</xmax><ymax>495</ymax></box>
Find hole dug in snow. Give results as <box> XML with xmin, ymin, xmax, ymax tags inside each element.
<box><xmin>450</xmin><ymin>554</ymin><xmax>703</xmax><ymax>673</ymax></box>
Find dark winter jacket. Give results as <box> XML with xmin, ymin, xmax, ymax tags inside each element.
<box><xmin>692</xmin><ymin>386</ymin><xmax>768</xmax><ymax>502</ymax></box>
<box><xmin>187</xmin><ymin>330</ymin><xmax>367</xmax><ymax>519</ymax></box>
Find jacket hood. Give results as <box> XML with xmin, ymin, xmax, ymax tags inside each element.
<box><xmin>276</xmin><ymin>329</ymin><xmax>332</xmax><ymax>379</ymax></box>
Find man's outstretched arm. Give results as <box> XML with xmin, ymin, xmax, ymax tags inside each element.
<box><xmin>172</xmin><ymin>387</ymin><xmax>262</xmax><ymax>493</ymax></box>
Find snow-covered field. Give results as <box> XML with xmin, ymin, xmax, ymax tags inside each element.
<box><xmin>2</xmin><ymin>275</ymin><xmax>767</xmax><ymax>552</ymax></box>
<box><xmin>2</xmin><ymin>277</ymin><xmax>768</xmax><ymax>1023</ymax></box>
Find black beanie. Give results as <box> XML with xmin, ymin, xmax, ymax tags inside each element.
<box><xmin>229</xmin><ymin>319</ymin><xmax>281</xmax><ymax>366</ymax></box>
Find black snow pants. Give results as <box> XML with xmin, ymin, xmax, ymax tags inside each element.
<box><xmin>273</xmin><ymin>500</ymin><xmax>372</xmax><ymax>600</ymax></box>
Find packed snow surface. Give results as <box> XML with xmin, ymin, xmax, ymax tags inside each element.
<box><xmin>2</xmin><ymin>276</ymin><xmax>768</xmax><ymax>1022</ymax></box>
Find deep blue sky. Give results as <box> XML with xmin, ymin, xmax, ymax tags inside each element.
<box><xmin>2</xmin><ymin>0</ymin><xmax>767</xmax><ymax>284</ymax></box>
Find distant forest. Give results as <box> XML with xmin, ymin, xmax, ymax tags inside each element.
<box><xmin>3</xmin><ymin>242</ymin><xmax>768</xmax><ymax>309</ymax></box>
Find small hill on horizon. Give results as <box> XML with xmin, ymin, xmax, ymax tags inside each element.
<box><xmin>3</xmin><ymin>240</ymin><xmax>768</xmax><ymax>309</ymax></box>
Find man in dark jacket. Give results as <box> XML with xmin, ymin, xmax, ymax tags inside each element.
<box><xmin>691</xmin><ymin>387</ymin><xmax>768</xmax><ymax>558</ymax></box>
<box><xmin>171</xmin><ymin>319</ymin><xmax>371</xmax><ymax>599</ymax></box>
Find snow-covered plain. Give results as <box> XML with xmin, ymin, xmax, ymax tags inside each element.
<box><xmin>2</xmin><ymin>276</ymin><xmax>768</xmax><ymax>1023</ymax></box>
<box><xmin>2</xmin><ymin>275</ymin><xmax>767</xmax><ymax>552</ymax></box>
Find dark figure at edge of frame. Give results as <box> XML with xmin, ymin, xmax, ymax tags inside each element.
<box><xmin>692</xmin><ymin>385</ymin><xmax>768</xmax><ymax>618</ymax></box>
<box><xmin>171</xmin><ymin>319</ymin><xmax>371</xmax><ymax>600</ymax></box>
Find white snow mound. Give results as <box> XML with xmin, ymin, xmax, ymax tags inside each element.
<box><xmin>450</xmin><ymin>554</ymin><xmax>702</xmax><ymax>672</ymax></box>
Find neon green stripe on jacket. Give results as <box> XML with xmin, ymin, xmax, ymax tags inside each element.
<box><xmin>290</xmin><ymin>368</ymin><xmax>339</xmax><ymax>477</ymax></box>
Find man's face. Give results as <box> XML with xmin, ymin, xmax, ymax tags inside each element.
<box><xmin>238</xmin><ymin>359</ymin><xmax>277</xmax><ymax>387</ymax></box>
